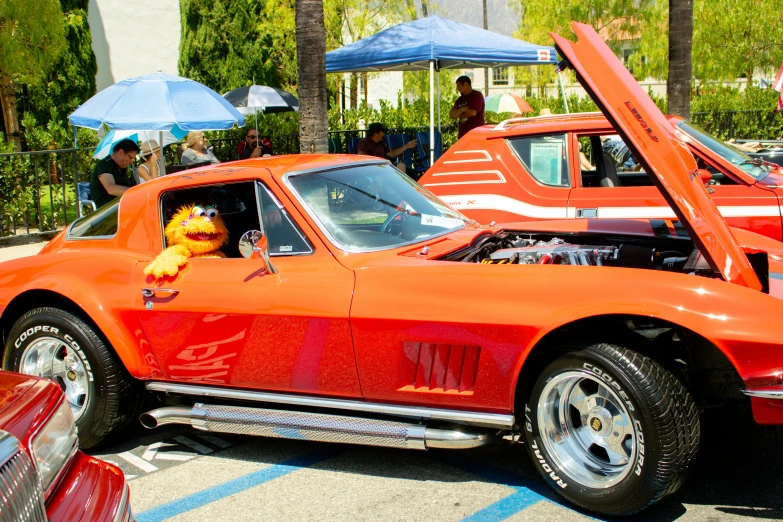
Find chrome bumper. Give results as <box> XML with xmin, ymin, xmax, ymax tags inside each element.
<box><xmin>742</xmin><ymin>388</ymin><xmax>783</xmax><ymax>400</ymax></box>
<box><xmin>116</xmin><ymin>484</ymin><xmax>134</xmax><ymax>522</ymax></box>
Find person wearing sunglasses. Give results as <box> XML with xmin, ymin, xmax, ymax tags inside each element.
<box><xmin>91</xmin><ymin>139</ymin><xmax>140</xmax><ymax>208</ymax></box>
<box><xmin>240</xmin><ymin>129</ymin><xmax>272</xmax><ymax>159</ymax></box>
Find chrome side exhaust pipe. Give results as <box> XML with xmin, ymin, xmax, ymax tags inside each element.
<box><xmin>140</xmin><ymin>403</ymin><xmax>491</xmax><ymax>450</ymax></box>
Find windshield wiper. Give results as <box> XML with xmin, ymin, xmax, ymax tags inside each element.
<box><xmin>739</xmin><ymin>158</ymin><xmax>763</xmax><ymax>167</ymax></box>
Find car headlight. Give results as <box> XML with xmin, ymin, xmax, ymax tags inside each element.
<box><xmin>32</xmin><ymin>400</ymin><xmax>78</xmax><ymax>494</ymax></box>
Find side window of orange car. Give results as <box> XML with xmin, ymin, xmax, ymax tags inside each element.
<box><xmin>256</xmin><ymin>182</ymin><xmax>314</xmax><ymax>257</ymax></box>
<box><xmin>160</xmin><ymin>181</ymin><xmax>262</xmax><ymax>258</ymax></box>
<box><xmin>578</xmin><ymin>134</ymin><xmax>653</xmax><ymax>188</ymax></box>
<box><xmin>68</xmin><ymin>199</ymin><xmax>119</xmax><ymax>239</ymax></box>
<box><xmin>506</xmin><ymin>134</ymin><xmax>570</xmax><ymax>187</ymax></box>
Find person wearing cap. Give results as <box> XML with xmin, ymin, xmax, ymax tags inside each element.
<box><xmin>356</xmin><ymin>123</ymin><xmax>417</xmax><ymax>173</ymax></box>
<box><xmin>138</xmin><ymin>140</ymin><xmax>163</xmax><ymax>182</ymax></box>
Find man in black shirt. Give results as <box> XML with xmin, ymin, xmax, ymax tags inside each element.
<box><xmin>91</xmin><ymin>139</ymin><xmax>140</xmax><ymax>208</ymax></box>
<box><xmin>239</xmin><ymin>129</ymin><xmax>272</xmax><ymax>159</ymax></box>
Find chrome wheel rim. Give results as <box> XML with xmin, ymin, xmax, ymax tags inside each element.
<box><xmin>537</xmin><ymin>370</ymin><xmax>636</xmax><ymax>489</ymax></box>
<box><xmin>20</xmin><ymin>337</ymin><xmax>90</xmax><ymax>420</ymax></box>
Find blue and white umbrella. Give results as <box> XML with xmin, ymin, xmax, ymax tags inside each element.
<box><xmin>69</xmin><ymin>73</ymin><xmax>245</xmax><ymax>131</ymax></box>
<box><xmin>92</xmin><ymin>127</ymin><xmax>188</xmax><ymax>159</ymax></box>
<box><xmin>70</xmin><ymin>73</ymin><xmax>245</xmax><ymax>179</ymax></box>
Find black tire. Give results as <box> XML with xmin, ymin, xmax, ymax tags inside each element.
<box><xmin>522</xmin><ymin>343</ymin><xmax>700</xmax><ymax>516</ymax></box>
<box><xmin>3</xmin><ymin>307</ymin><xmax>140</xmax><ymax>449</ymax></box>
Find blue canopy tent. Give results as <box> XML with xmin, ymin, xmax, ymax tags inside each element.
<box><xmin>326</xmin><ymin>16</ymin><xmax>561</xmax><ymax>162</ymax></box>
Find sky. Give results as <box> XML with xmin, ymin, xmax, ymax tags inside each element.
<box><xmin>419</xmin><ymin>0</ymin><xmax>522</xmax><ymax>37</ymax></box>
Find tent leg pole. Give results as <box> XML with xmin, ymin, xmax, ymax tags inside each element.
<box><xmin>159</xmin><ymin>131</ymin><xmax>165</xmax><ymax>177</ymax></box>
<box><xmin>429</xmin><ymin>60</ymin><xmax>435</xmax><ymax>166</ymax></box>
<box><xmin>558</xmin><ymin>71</ymin><xmax>569</xmax><ymax>114</ymax></box>
<box><xmin>437</xmin><ymin>69</ymin><xmax>441</xmax><ymax>136</ymax></box>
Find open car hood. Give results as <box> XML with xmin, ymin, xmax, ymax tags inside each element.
<box><xmin>551</xmin><ymin>23</ymin><xmax>762</xmax><ymax>291</ymax></box>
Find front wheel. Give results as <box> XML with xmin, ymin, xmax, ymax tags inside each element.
<box><xmin>523</xmin><ymin>343</ymin><xmax>700</xmax><ymax>516</ymax></box>
<box><xmin>3</xmin><ymin>307</ymin><xmax>140</xmax><ymax>449</ymax></box>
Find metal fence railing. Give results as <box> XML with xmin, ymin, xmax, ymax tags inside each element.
<box><xmin>4</xmin><ymin>112</ymin><xmax>777</xmax><ymax>238</ymax></box>
<box><xmin>0</xmin><ymin>148</ymin><xmax>92</xmax><ymax>238</ymax></box>
<box><xmin>691</xmin><ymin>109</ymin><xmax>783</xmax><ymax>141</ymax></box>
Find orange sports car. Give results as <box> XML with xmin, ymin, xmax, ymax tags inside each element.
<box><xmin>1</xmin><ymin>23</ymin><xmax>782</xmax><ymax>516</ymax></box>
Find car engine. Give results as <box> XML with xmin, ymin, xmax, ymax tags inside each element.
<box><xmin>448</xmin><ymin>233</ymin><xmax>714</xmax><ymax>275</ymax></box>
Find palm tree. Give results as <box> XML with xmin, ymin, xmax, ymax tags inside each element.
<box><xmin>296</xmin><ymin>0</ymin><xmax>328</xmax><ymax>154</ymax></box>
<box><xmin>667</xmin><ymin>0</ymin><xmax>693</xmax><ymax>118</ymax></box>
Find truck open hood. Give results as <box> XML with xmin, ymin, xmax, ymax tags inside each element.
<box><xmin>551</xmin><ymin>23</ymin><xmax>762</xmax><ymax>291</ymax></box>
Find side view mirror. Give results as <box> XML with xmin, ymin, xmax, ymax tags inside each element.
<box><xmin>238</xmin><ymin>230</ymin><xmax>276</xmax><ymax>274</ymax></box>
<box><xmin>696</xmin><ymin>168</ymin><xmax>712</xmax><ymax>185</ymax></box>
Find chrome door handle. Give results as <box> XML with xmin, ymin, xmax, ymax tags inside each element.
<box><xmin>142</xmin><ymin>288</ymin><xmax>180</xmax><ymax>298</ymax></box>
<box><xmin>576</xmin><ymin>208</ymin><xmax>598</xmax><ymax>218</ymax></box>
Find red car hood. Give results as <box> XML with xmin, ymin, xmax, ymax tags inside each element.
<box><xmin>551</xmin><ymin>23</ymin><xmax>762</xmax><ymax>291</ymax></box>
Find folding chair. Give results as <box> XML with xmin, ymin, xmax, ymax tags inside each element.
<box><xmin>410</xmin><ymin>131</ymin><xmax>443</xmax><ymax>179</ymax></box>
<box><xmin>77</xmin><ymin>182</ymin><xmax>96</xmax><ymax>217</ymax></box>
<box><xmin>328</xmin><ymin>136</ymin><xmax>342</xmax><ymax>154</ymax></box>
<box><xmin>347</xmin><ymin>137</ymin><xmax>361</xmax><ymax>154</ymax></box>
<box><xmin>385</xmin><ymin>134</ymin><xmax>412</xmax><ymax>172</ymax></box>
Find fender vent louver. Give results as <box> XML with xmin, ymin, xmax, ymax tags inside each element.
<box><xmin>399</xmin><ymin>342</ymin><xmax>481</xmax><ymax>394</ymax></box>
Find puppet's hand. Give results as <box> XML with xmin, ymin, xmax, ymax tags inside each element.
<box><xmin>144</xmin><ymin>244</ymin><xmax>192</xmax><ymax>279</ymax></box>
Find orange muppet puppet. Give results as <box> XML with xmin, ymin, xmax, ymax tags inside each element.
<box><xmin>144</xmin><ymin>204</ymin><xmax>229</xmax><ymax>279</ymax></box>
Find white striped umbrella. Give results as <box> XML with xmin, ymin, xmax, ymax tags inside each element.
<box><xmin>223</xmin><ymin>85</ymin><xmax>299</xmax><ymax>115</ymax></box>
<box><xmin>484</xmin><ymin>93</ymin><xmax>533</xmax><ymax>115</ymax></box>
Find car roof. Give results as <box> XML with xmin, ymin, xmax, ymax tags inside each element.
<box><xmin>137</xmin><ymin>154</ymin><xmax>383</xmax><ymax>189</ymax></box>
<box><xmin>472</xmin><ymin>113</ymin><xmax>685</xmax><ymax>140</ymax></box>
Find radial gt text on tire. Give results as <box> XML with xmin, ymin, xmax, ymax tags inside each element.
<box><xmin>3</xmin><ymin>307</ymin><xmax>139</xmax><ymax>449</ymax></box>
<box><xmin>522</xmin><ymin>343</ymin><xmax>700</xmax><ymax>516</ymax></box>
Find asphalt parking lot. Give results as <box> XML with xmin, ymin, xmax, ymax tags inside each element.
<box><xmin>88</xmin><ymin>404</ymin><xmax>783</xmax><ymax>522</ymax></box>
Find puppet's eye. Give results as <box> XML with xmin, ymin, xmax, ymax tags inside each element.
<box><xmin>193</xmin><ymin>207</ymin><xmax>206</xmax><ymax>217</ymax></box>
<box><xmin>206</xmin><ymin>208</ymin><xmax>219</xmax><ymax>219</ymax></box>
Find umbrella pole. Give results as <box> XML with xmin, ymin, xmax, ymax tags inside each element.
<box><xmin>558</xmin><ymin>71</ymin><xmax>569</xmax><ymax>114</ymax></box>
<box><xmin>159</xmin><ymin>131</ymin><xmax>165</xmax><ymax>178</ymax></box>
<box><xmin>429</xmin><ymin>60</ymin><xmax>435</xmax><ymax>165</ymax></box>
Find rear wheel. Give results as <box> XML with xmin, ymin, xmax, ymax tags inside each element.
<box><xmin>3</xmin><ymin>307</ymin><xmax>140</xmax><ymax>449</ymax></box>
<box><xmin>523</xmin><ymin>343</ymin><xmax>700</xmax><ymax>516</ymax></box>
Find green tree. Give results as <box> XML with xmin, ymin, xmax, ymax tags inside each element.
<box><xmin>620</xmin><ymin>0</ymin><xmax>783</xmax><ymax>84</ymax></box>
<box><xmin>511</xmin><ymin>0</ymin><xmax>649</xmax><ymax>93</ymax></box>
<box><xmin>0</xmin><ymin>0</ymin><xmax>66</xmax><ymax>150</ymax></box>
<box><xmin>694</xmin><ymin>0</ymin><xmax>783</xmax><ymax>82</ymax></box>
<box><xmin>28</xmin><ymin>0</ymin><xmax>97</xmax><ymax>139</ymax></box>
<box><xmin>179</xmin><ymin>0</ymin><xmax>299</xmax><ymax>94</ymax></box>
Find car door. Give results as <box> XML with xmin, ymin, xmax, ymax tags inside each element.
<box><xmin>567</xmin><ymin>132</ymin><xmax>676</xmax><ymax>220</ymax></box>
<box><xmin>421</xmin><ymin>134</ymin><xmax>572</xmax><ymax>224</ymax></box>
<box><xmin>133</xmin><ymin>177</ymin><xmax>361</xmax><ymax>398</ymax></box>
<box><xmin>567</xmin><ymin>132</ymin><xmax>783</xmax><ymax>240</ymax></box>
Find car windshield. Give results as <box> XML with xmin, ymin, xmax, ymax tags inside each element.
<box><xmin>287</xmin><ymin>163</ymin><xmax>468</xmax><ymax>252</ymax></box>
<box><xmin>676</xmin><ymin>121</ymin><xmax>768</xmax><ymax>179</ymax></box>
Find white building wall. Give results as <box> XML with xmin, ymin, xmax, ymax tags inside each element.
<box><xmin>88</xmin><ymin>0</ymin><xmax>182</xmax><ymax>91</ymax></box>
<box><xmin>366</xmin><ymin>72</ymin><xmax>404</xmax><ymax>109</ymax></box>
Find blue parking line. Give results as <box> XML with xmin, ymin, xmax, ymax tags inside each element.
<box><xmin>136</xmin><ymin>450</ymin><xmax>333</xmax><ymax>522</ymax></box>
<box><xmin>449</xmin><ymin>456</ymin><xmax>602</xmax><ymax>522</ymax></box>
<box><xmin>453</xmin><ymin>458</ymin><xmax>547</xmax><ymax>521</ymax></box>
<box><xmin>461</xmin><ymin>489</ymin><xmax>543</xmax><ymax>522</ymax></box>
